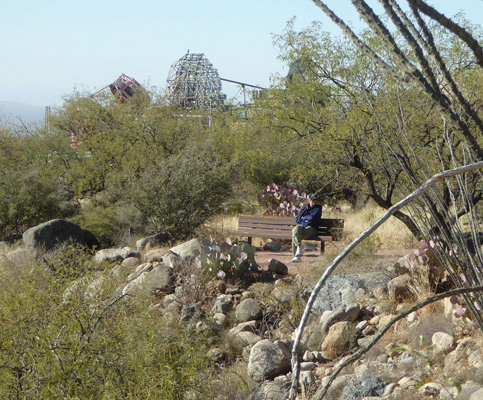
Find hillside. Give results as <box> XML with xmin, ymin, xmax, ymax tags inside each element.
<box><xmin>0</xmin><ymin>100</ymin><xmax>46</xmax><ymax>126</ymax></box>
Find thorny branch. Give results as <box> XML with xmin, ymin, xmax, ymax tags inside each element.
<box><xmin>289</xmin><ymin>160</ymin><xmax>483</xmax><ymax>400</ymax></box>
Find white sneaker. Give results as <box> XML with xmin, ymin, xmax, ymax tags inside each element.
<box><xmin>292</xmin><ymin>256</ymin><xmax>301</xmax><ymax>263</ymax></box>
<box><xmin>295</xmin><ymin>247</ymin><xmax>303</xmax><ymax>257</ymax></box>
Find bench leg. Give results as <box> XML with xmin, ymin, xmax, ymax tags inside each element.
<box><xmin>247</xmin><ymin>237</ymin><xmax>252</xmax><ymax>246</ymax></box>
<box><xmin>320</xmin><ymin>241</ymin><xmax>325</xmax><ymax>254</ymax></box>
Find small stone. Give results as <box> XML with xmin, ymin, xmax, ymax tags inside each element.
<box><xmin>418</xmin><ymin>382</ymin><xmax>441</xmax><ymax>396</ymax></box>
<box><xmin>303</xmin><ymin>350</ymin><xmax>315</xmax><ymax>362</ymax></box>
<box><xmin>432</xmin><ymin>332</ymin><xmax>455</xmax><ymax>354</ymax></box>
<box><xmin>356</xmin><ymin>320</ymin><xmax>368</xmax><ymax>332</ymax></box>
<box><xmin>398</xmin><ymin>376</ymin><xmax>418</xmax><ymax>387</ymax></box>
<box><xmin>300</xmin><ymin>362</ymin><xmax>317</xmax><ymax>371</ymax></box>
<box><xmin>407</xmin><ymin>311</ymin><xmax>418</xmax><ymax>323</ymax></box>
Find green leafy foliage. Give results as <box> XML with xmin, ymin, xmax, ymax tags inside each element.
<box><xmin>0</xmin><ymin>249</ymin><xmax>214</xmax><ymax>399</ymax></box>
<box><xmin>0</xmin><ymin>128</ymin><xmax>78</xmax><ymax>241</ymax></box>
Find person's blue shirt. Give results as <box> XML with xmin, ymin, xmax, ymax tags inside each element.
<box><xmin>295</xmin><ymin>204</ymin><xmax>322</xmax><ymax>229</ymax></box>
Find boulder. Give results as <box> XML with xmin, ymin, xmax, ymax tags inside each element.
<box><xmin>432</xmin><ymin>332</ymin><xmax>455</xmax><ymax>354</ymax></box>
<box><xmin>122</xmin><ymin>263</ymin><xmax>174</xmax><ymax>295</ymax></box>
<box><xmin>236</xmin><ymin>298</ymin><xmax>263</xmax><ymax>322</ymax></box>
<box><xmin>93</xmin><ymin>247</ymin><xmax>141</xmax><ymax>264</ymax></box>
<box><xmin>470</xmin><ymin>388</ymin><xmax>483</xmax><ymax>400</ymax></box>
<box><xmin>263</xmin><ymin>241</ymin><xmax>282</xmax><ymax>251</ymax></box>
<box><xmin>211</xmin><ymin>294</ymin><xmax>233</xmax><ymax>314</ymax></box>
<box><xmin>309</xmin><ymin>274</ymin><xmax>361</xmax><ymax>314</ymax></box>
<box><xmin>387</xmin><ymin>274</ymin><xmax>415</xmax><ymax>301</ymax></box>
<box><xmin>23</xmin><ymin>219</ymin><xmax>99</xmax><ymax>251</ymax></box>
<box><xmin>321</xmin><ymin>321</ymin><xmax>357</xmax><ymax>358</ymax></box>
<box><xmin>145</xmin><ymin>249</ymin><xmax>165</xmax><ymax>263</ymax></box>
<box><xmin>342</xmin><ymin>375</ymin><xmax>388</xmax><ymax>400</ymax></box>
<box><xmin>249</xmin><ymin>380</ymin><xmax>289</xmax><ymax>400</ymax></box>
<box><xmin>122</xmin><ymin>256</ymin><xmax>141</xmax><ymax>268</ymax></box>
<box><xmin>247</xmin><ymin>340</ymin><xmax>292</xmax><ymax>382</ymax></box>
<box><xmin>268</xmin><ymin>259</ymin><xmax>288</xmax><ymax>275</ymax></box>
<box><xmin>271</xmin><ymin>286</ymin><xmax>295</xmax><ymax>304</ymax></box>
<box><xmin>320</xmin><ymin>303</ymin><xmax>361</xmax><ymax>335</ymax></box>
<box><xmin>136</xmin><ymin>232</ymin><xmax>169</xmax><ymax>251</ymax></box>
<box><xmin>170</xmin><ymin>239</ymin><xmax>202</xmax><ymax>260</ymax></box>
<box><xmin>232</xmin><ymin>331</ymin><xmax>262</xmax><ymax>350</ymax></box>
<box><xmin>444</xmin><ymin>338</ymin><xmax>479</xmax><ymax>381</ymax></box>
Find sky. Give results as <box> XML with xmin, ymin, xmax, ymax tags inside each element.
<box><xmin>2</xmin><ymin>0</ymin><xmax>482</xmax><ymax>107</ymax></box>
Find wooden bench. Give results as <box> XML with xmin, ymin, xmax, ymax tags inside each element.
<box><xmin>231</xmin><ymin>215</ymin><xmax>344</xmax><ymax>253</ymax></box>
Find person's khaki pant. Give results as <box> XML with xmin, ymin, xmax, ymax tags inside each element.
<box><xmin>292</xmin><ymin>225</ymin><xmax>317</xmax><ymax>255</ymax></box>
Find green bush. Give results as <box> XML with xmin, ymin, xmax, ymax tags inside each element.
<box><xmin>0</xmin><ymin>249</ymin><xmax>215</xmax><ymax>399</ymax></box>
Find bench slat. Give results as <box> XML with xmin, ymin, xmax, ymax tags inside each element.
<box><xmin>238</xmin><ymin>215</ymin><xmax>344</xmax><ymax>229</ymax></box>
<box><xmin>234</xmin><ymin>227</ymin><xmax>334</xmax><ymax>242</ymax></box>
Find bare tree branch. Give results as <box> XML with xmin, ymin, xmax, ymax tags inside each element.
<box><xmin>408</xmin><ymin>0</ymin><xmax>483</xmax><ymax>68</ymax></box>
<box><xmin>288</xmin><ymin>160</ymin><xmax>483</xmax><ymax>400</ymax></box>
<box><xmin>314</xmin><ymin>285</ymin><xmax>483</xmax><ymax>399</ymax></box>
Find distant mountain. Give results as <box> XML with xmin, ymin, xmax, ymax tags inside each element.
<box><xmin>0</xmin><ymin>101</ymin><xmax>46</xmax><ymax>126</ymax></box>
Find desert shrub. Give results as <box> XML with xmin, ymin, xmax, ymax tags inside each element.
<box><xmin>0</xmin><ymin>249</ymin><xmax>215</xmax><ymax>399</ymax></box>
<box><xmin>123</xmin><ymin>142</ymin><xmax>234</xmax><ymax>241</ymax></box>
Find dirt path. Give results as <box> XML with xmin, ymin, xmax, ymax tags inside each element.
<box><xmin>254</xmin><ymin>245</ymin><xmax>412</xmax><ymax>275</ymax></box>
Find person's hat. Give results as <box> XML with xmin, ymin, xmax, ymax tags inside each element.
<box><xmin>308</xmin><ymin>193</ymin><xmax>318</xmax><ymax>200</ymax></box>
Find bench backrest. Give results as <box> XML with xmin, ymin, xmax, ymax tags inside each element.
<box><xmin>238</xmin><ymin>215</ymin><xmax>344</xmax><ymax>240</ymax></box>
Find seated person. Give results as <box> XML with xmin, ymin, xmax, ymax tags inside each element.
<box><xmin>292</xmin><ymin>194</ymin><xmax>322</xmax><ymax>262</ymax></box>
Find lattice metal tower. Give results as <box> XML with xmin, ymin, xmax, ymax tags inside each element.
<box><xmin>165</xmin><ymin>53</ymin><xmax>226</xmax><ymax>109</ymax></box>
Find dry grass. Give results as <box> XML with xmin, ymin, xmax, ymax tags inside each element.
<box><xmin>325</xmin><ymin>201</ymin><xmax>418</xmax><ymax>251</ymax></box>
<box><xmin>203</xmin><ymin>200</ymin><xmax>418</xmax><ymax>252</ymax></box>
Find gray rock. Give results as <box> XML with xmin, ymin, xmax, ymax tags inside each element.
<box><xmin>309</xmin><ymin>274</ymin><xmax>361</xmax><ymax>314</ymax></box>
<box><xmin>440</xmin><ymin>386</ymin><xmax>459</xmax><ymax>400</ymax></box>
<box><xmin>232</xmin><ymin>331</ymin><xmax>262</xmax><ymax>350</ymax></box>
<box><xmin>136</xmin><ymin>232</ymin><xmax>169</xmax><ymax>251</ymax></box>
<box><xmin>321</xmin><ymin>321</ymin><xmax>357</xmax><ymax>358</ymax></box>
<box><xmin>127</xmin><ymin>262</ymin><xmax>154</xmax><ymax>282</ymax></box>
<box><xmin>432</xmin><ymin>331</ymin><xmax>455</xmax><ymax>354</ymax></box>
<box><xmin>271</xmin><ymin>286</ymin><xmax>295</xmax><ymax>304</ymax></box>
<box><xmin>341</xmin><ymin>375</ymin><xmax>388</xmax><ymax>400</ymax></box>
<box><xmin>474</xmin><ymin>366</ymin><xmax>483</xmax><ymax>386</ymax></box>
<box><xmin>236</xmin><ymin>298</ymin><xmax>263</xmax><ymax>322</ymax></box>
<box><xmin>249</xmin><ymin>380</ymin><xmax>289</xmax><ymax>400</ymax></box>
<box><xmin>211</xmin><ymin>294</ymin><xmax>233</xmax><ymax>314</ymax></box>
<box><xmin>320</xmin><ymin>303</ymin><xmax>361</xmax><ymax>335</ymax></box>
<box><xmin>459</xmin><ymin>381</ymin><xmax>483</xmax><ymax>400</ymax></box>
<box><xmin>207</xmin><ymin>347</ymin><xmax>227</xmax><ymax>364</ymax></box>
<box><xmin>170</xmin><ymin>238</ymin><xmax>202</xmax><ymax>260</ymax></box>
<box><xmin>470</xmin><ymin>388</ymin><xmax>483</xmax><ymax>400</ymax></box>
<box><xmin>228</xmin><ymin>321</ymin><xmax>258</xmax><ymax>337</ymax></box>
<box><xmin>307</xmin><ymin>272</ymin><xmax>394</xmax><ymax>315</ymax></box>
<box><xmin>94</xmin><ymin>247</ymin><xmax>141</xmax><ymax>264</ymax></box>
<box><xmin>263</xmin><ymin>241</ymin><xmax>282</xmax><ymax>251</ymax></box>
<box><xmin>23</xmin><ymin>219</ymin><xmax>99</xmax><ymax>251</ymax></box>
<box><xmin>122</xmin><ymin>263</ymin><xmax>174</xmax><ymax>295</ymax></box>
<box><xmin>213</xmin><ymin>313</ymin><xmax>227</xmax><ymax>327</ymax></box>
<box><xmin>388</xmin><ymin>274</ymin><xmax>415</xmax><ymax>301</ymax></box>
<box><xmin>179</xmin><ymin>303</ymin><xmax>204</xmax><ymax>323</ymax></box>
<box><xmin>247</xmin><ymin>339</ymin><xmax>291</xmax><ymax>382</ymax></box>
<box><xmin>268</xmin><ymin>259</ymin><xmax>288</xmax><ymax>275</ymax></box>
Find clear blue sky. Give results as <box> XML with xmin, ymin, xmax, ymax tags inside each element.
<box><xmin>2</xmin><ymin>0</ymin><xmax>481</xmax><ymax>107</ymax></box>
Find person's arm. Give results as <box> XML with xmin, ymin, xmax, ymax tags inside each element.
<box><xmin>295</xmin><ymin>205</ymin><xmax>307</xmax><ymax>224</ymax></box>
<box><xmin>303</xmin><ymin>206</ymin><xmax>322</xmax><ymax>227</ymax></box>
